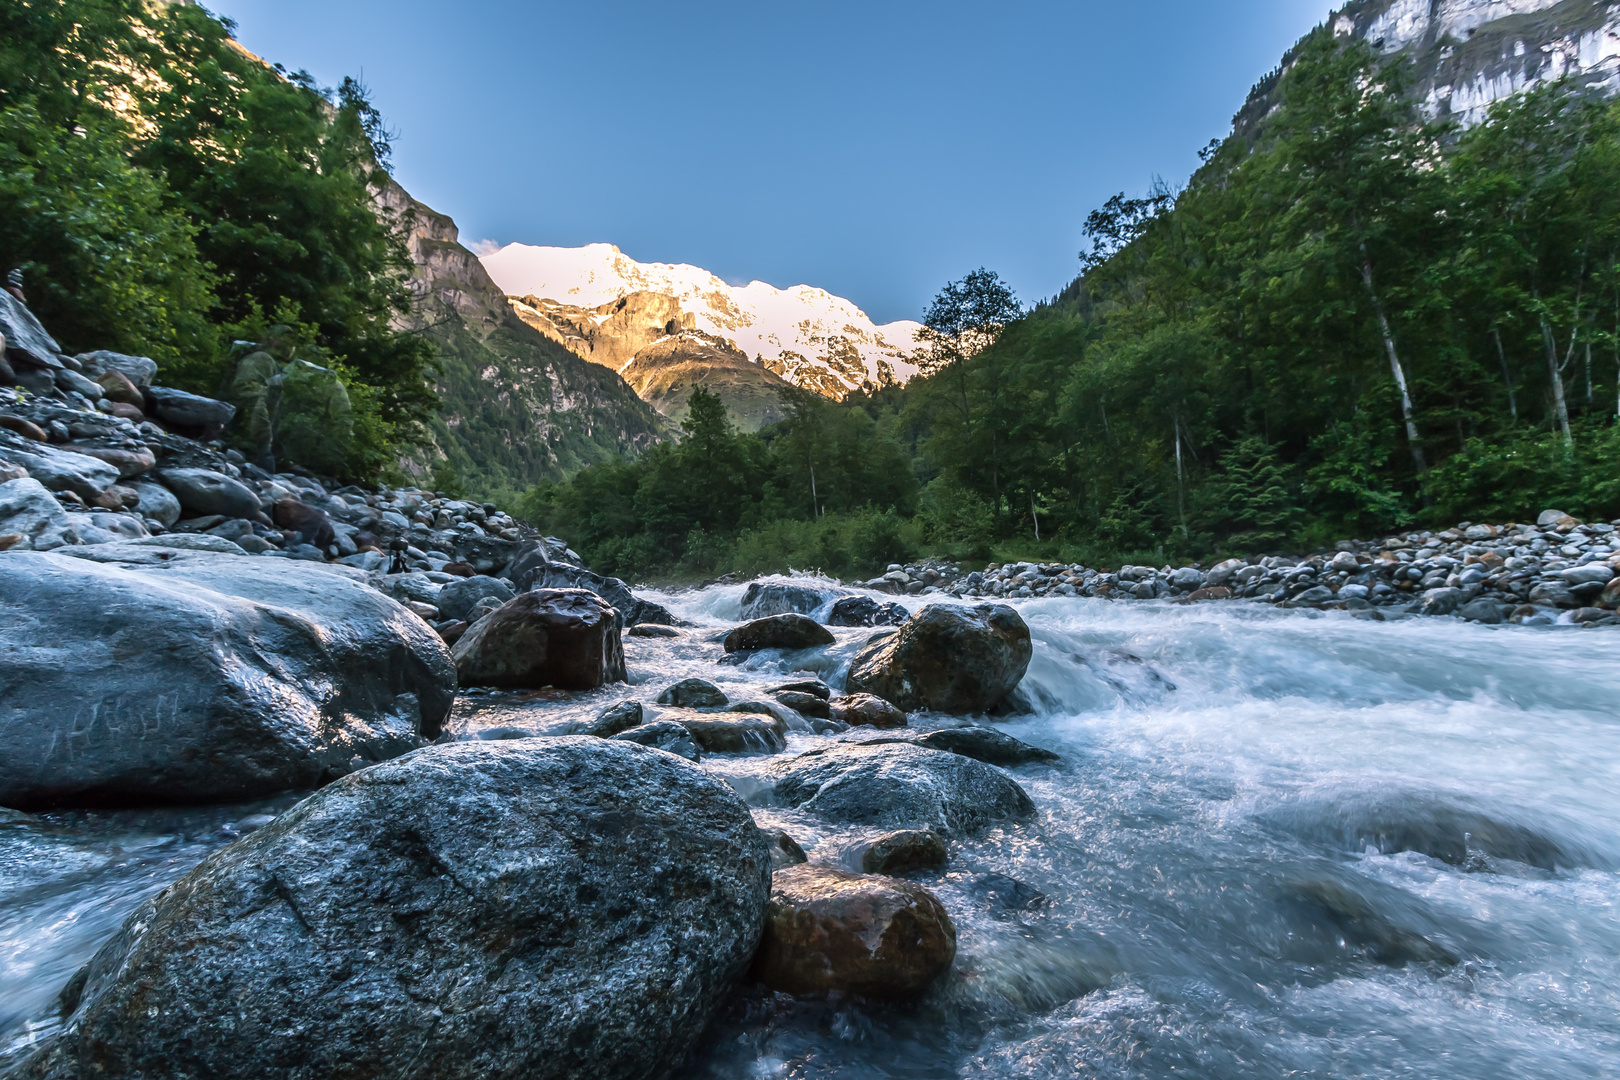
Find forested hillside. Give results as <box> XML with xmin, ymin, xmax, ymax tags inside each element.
<box><xmin>1</xmin><ymin>0</ymin><xmax>439</xmax><ymax>479</ymax></box>
<box><xmin>531</xmin><ymin>31</ymin><xmax>1620</xmax><ymax>582</ymax></box>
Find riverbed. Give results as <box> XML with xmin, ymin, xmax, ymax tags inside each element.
<box><xmin>5</xmin><ymin>582</ymin><xmax>1619</xmax><ymax>1078</ymax></box>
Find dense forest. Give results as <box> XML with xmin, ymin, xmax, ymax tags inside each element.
<box><xmin>529</xmin><ymin>31</ymin><xmax>1620</xmax><ymax>582</ymax></box>
<box><xmin>1</xmin><ymin>0</ymin><xmax>431</xmax><ymax>478</ymax></box>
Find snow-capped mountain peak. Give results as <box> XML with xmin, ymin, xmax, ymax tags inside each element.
<box><xmin>479</xmin><ymin>243</ymin><xmax>923</xmax><ymax>397</ymax></box>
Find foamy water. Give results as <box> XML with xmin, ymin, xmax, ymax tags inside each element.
<box><xmin>5</xmin><ymin>582</ymin><xmax>1619</xmax><ymax>1078</ymax></box>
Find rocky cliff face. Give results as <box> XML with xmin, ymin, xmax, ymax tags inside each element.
<box><xmin>481</xmin><ymin>244</ymin><xmax>923</xmax><ymax>423</ymax></box>
<box><xmin>1239</xmin><ymin>0</ymin><xmax>1620</xmax><ymax>131</ymax></box>
<box><xmin>376</xmin><ymin>183</ymin><xmax>672</xmax><ymax>494</ymax></box>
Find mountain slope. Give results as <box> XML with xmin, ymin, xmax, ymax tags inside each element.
<box><xmin>378</xmin><ymin>184</ymin><xmax>673</xmax><ymax>496</ymax></box>
<box><xmin>1238</xmin><ymin>0</ymin><xmax>1620</xmax><ymax>132</ymax></box>
<box><xmin>481</xmin><ymin>244</ymin><xmax>923</xmax><ymax>412</ymax></box>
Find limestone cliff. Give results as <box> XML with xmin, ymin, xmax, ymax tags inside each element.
<box><xmin>376</xmin><ymin>182</ymin><xmax>672</xmax><ymax>496</ymax></box>
<box><xmin>1238</xmin><ymin>0</ymin><xmax>1620</xmax><ymax>132</ymax></box>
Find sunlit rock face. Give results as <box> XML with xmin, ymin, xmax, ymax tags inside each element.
<box><xmin>1241</xmin><ymin>0</ymin><xmax>1620</xmax><ymax>132</ymax></box>
<box><xmin>482</xmin><ymin>243</ymin><xmax>925</xmax><ymax>408</ymax></box>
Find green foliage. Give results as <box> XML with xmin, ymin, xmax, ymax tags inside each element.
<box><xmin>0</xmin><ymin>0</ymin><xmax>435</xmax><ymax>479</ymax></box>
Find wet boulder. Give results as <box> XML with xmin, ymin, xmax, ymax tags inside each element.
<box><xmin>656</xmin><ymin>677</ymin><xmax>728</xmax><ymax>708</ymax></box>
<box><xmin>434</xmin><ymin>574</ymin><xmax>516</xmax><ymax>622</ymax></box>
<box><xmin>155</xmin><ymin>468</ymin><xmax>262</xmax><ymax>520</ymax></box>
<box><xmin>612</xmin><ymin>720</ymin><xmax>702</xmax><ymax>761</ymax></box>
<box><xmin>723</xmin><ymin>613</ymin><xmax>835</xmax><ymax>653</ymax></box>
<box><xmin>662</xmin><ymin>711</ymin><xmax>786</xmax><ymax>755</ymax></box>
<box><xmin>451</xmin><ymin>589</ymin><xmax>626</xmax><ymax>691</ymax></box>
<box><xmin>628</xmin><ymin>623</ymin><xmax>680</xmax><ymax>638</ymax></box>
<box><xmin>740</xmin><ymin>581</ymin><xmax>836</xmax><ymax>619</ymax></box>
<box><xmin>14</xmin><ymin>739</ymin><xmax>772</xmax><ymax>1080</ymax></box>
<box><xmin>847</xmin><ymin>603</ymin><xmax>1032</xmax><ymax>714</ymax></box>
<box><xmin>859</xmin><ymin>829</ymin><xmax>949</xmax><ymax>875</ymax></box>
<box><xmin>0</xmin><ymin>432</ymin><xmax>119</xmax><ymax>502</ymax></box>
<box><xmin>754</xmin><ymin>865</ymin><xmax>956</xmax><ymax>999</ymax></box>
<box><xmin>767</xmin><ymin>830</ymin><xmax>809</xmax><ymax>871</ymax></box>
<box><xmin>271</xmin><ymin>497</ymin><xmax>335</xmax><ymax>551</ymax></box>
<box><xmin>0</xmin><ymin>549</ymin><xmax>453</xmax><ymax>809</ymax></box>
<box><xmin>912</xmin><ymin>726</ymin><xmax>1060</xmax><ymax>766</ymax></box>
<box><xmin>829</xmin><ymin>692</ymin><xmax>907</xmax><ymax>729</ymax></box>
<box><xmin>521</xmin><ymin>561</ymin><xmax>672</xmax><ymax>628</ymax></box>
<box><xmin>828</xmin><ymin>595</ymin><xmax>911</xmax><ymax>627</ymax></box>
<box><xmin>769</xmin><ymin>742</ymin><xmax>1036</xmax><ymax>837</ymax></box>
<box><xmin>141</xmin><ymin>385</ymin><xmax>236</xmax><ymax>434</ymax></box>
<box><xmin>773</xmin><ymin>689</ymin><xmax>831</xmax><ymax>719</ymax></box>
<box><xmin>75</xmin><ymin>350</ymin><xmax>158</xmax><ymax>388</ymax></box>
<box><xmin>582</xmin><ymin>700</ymin><xmax>643</xmax><ymax>738</ymax></box>
<box><xmin>0</xmin><ymin>478</ymin><xmax>81</xmax><ymax>551</ymax></box>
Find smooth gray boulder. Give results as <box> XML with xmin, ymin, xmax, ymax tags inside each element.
<box><xmin>154</xmin><ymin>467</ymin><xmax>262</xmax><ymax>519</ymax></box>
<box><xmin>142</xmin><ymin>386</ymin><xmax>236</xmax><ymax>429</ymax></box>
<box><xmin>0</xmin><ymin>549</ymin><xmax>454</xmax><ymax>809</ymax></box>
<box><xmin>847</xmin><ymin>603</ymin><xmax>1032</xmax><ymax>714</ymax></box>
<box><xmin>523</xmin><ymin>563</ymin><xmax>674</xmax><ymax>628</ymax></box>
<box><xmin>768</xmin><ymin>742</ymin><xmax>1036</xmax><ymax>837</ymax></box>
<box><xmin>13</xmin><ymin>739</ymin><xmax>772</xmax><ymax>1080</ymax></box>
<box><xmin>126</xmin><ymin>478</ymin><xmax>181</xmax><ymax>527</ymax></box>
<box><xmin>0</xmin><ymin>432</ymin><xmax>119</xmax><ymax>501</ymax></box>
<box><xmin>434</xmin><ymin>574</ymin><xmax>516</xmax><ymax>622</ymax></box>
<box><xmin>0</xmin><ymin>478</ymin><xmax>80</xmax><ymax>550</ymax></box>
<box><xmin>75</xmin><ymin>350</ymin><xmax>158</xmax><ymax>387</ymax></box>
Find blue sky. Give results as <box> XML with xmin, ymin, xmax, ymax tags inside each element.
<box><xmin>208</xmin><ymin>0</ymin><xmax>1337</xmax><ymax>325</ymax></box>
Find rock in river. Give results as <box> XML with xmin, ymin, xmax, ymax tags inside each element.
<box><xmin>722</xmin><ymin>613</ymin><xmax>835</xmax><ymax>653</ymax></box>
<box><xmin>451</xmin><ymin>589</ymin><xmax>626</xmax><ymax>691</ymax></box>
<box><xmin>755</xmin><ymin>864</ymin><xmax>956</xmax><ymax>999</ymax></box>
<box><xmin>847</xmin><ymin>603</ymin><xmax>1032</xmax><ymax>714</ymax></box>
<box><xmin>0</xmin><ymin>549</ymin><xmax>453</xmax><ymax>809</ymax></box>
<box><xmin>769</xmin><ymin>742</ymin><xmax>1036</xmax><ymax>837</ymax></box>
<box><xmin>13</xmin><ymin>738</ymin><xmax>772</xmax><ymax>1080</ymax></box>
<box><xmin>739</xmin><ymin>581</ymin><xmax>836</xmax><ymax>619</ymax></box>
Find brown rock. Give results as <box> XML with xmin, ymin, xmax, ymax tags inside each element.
<box><xmin>664</xmin><ymin>712</ymin><xmax>786</xmax><ymax>755</ymax></box>
<box><xmin>89</xmin><ymin>484</ymin><xmax>141</xmax><ymax>510</ymax></box>
<box><xmin>59</xmin><ymin>444</ymin><xmax>155</xmax><ymax>478</ymax></box>
<box><xmin>96</xmin><ymin>368</ymin><xmax>144</xmax><ymax>407</ymax></box>
<box><xmin>272</xmin><ymin>497</ymin><xmax>335</xmax><ymax>549</ymax></box>
<box><xmin>0</xmin><ymin>415</ymin><xmax>47</xmax><ymax>442</ymax></box>
<box><xmin>830</xmin><ymin>692</ymin><xmax>907</xmax><ymax>729</ymax></box>
<box><xmin>773</xmin><ymin>689</ymin><xmax>831</xmax><ymax>718</ymax></box>
<box><xmin>723</xmin><ymin>613</ymin><xmax>836</xmax><ymax>653</ymax></box>
<box><xmin>441</xmin><ymin>561</ymin><xmax>477</xmax><ymax>578</ymax></box>
<box><xmin>0</xmin><ymin>461</ymin><xmax>25</xmax><ymax>484</ymax></box>
<box><xmin>769</xmin><ymin>830</ymin><xmax>808</xmax><ymax>871</ymax></box>
<box><xmin>437</xmin><ymin>620</ymin><xmax>470</xmax><ymax>647</ymax></box>
<box><xmin>451</xmin><ymin>589</ymin><xmax>626</xmax><ymax>690</ymax></box>
<box><xmin>859</xmin><ymin>829</ymin><xmax>948</xmax><ymax>875</ymax></box>
<box><xmin>755</xmin><ymin>865</ymin><xmax>956</xmax><ymax>999</ymax></box>
<box><xmin>1185</xmin><ymin>585</ymin><xmax>1233</xmax><ymax>602</ymax></box>
<box><xmin>106</xmin><ymin>402</ymin><xmax>146</xmax><ymax>423</ymax></box>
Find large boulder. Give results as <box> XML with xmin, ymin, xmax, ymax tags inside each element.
<box><xmin>828</xmin><ymin>595</ymin><xmax>910</xmax><ymax>627</ymax></box>
<box><xmin>14</xmin><ymin>739</ymin><xmax>772</xmax><ymax>1080</ymax></box>
<box><xmin>0</xmin><ymin>478</ymin><xmax>81</xmax><ymax>551</ymax></box>
<box><xmin>451</xmin><ymin>589</ymin><xmax>626</xmax><ymax>690</ymax></box>
<box><xmin>155</xmin><ymin>468</ymin><xmax>262</xmax><ymax>520</ymax></box>
<box><xmin>0</xmin><ymin>291</ymin><xmax>65</xmax><ymax>369</ymax></box>
<box><xmin>722</xmin><ymin>613</ymin><xmax>836</xmax><ymax>653</ymax></box>
<box><xmin>768</xmin><ymin>742</ymin><xmax>1036</xmax><ymax>837</ymax></box>
<box><xmin>75</xmin><ymin>350</ymin><xmax>158</xmax><ymax>387</ymax></box>
<box><xmin>0</xmin><ymin>549</ymin><xmax>454</xmax><ymax>809</ymax></box>
<box><xmin>435</xmin><ymin>574</ymin><xmax>516</xmax><ymax>622</ymax></box>
<box><xmin>847</xmin><ymin>603</ymin><xmax>1032</xmax><ymax>713</ymax></box>
<box><xmin>660</xmin><ymin>712</ymin><xmax>786</xmax><ymax>755</ymax></box>
<box><xmin>513</xmin><ymin>556</ymin><xmax>673</xmax><ymax>629</ymax></box>
<box><xmin>829</xmin><ymin>692</ymin><xmax>907</xmax><ymax>729</ymax></box>
<box><xmin>0</xmin><ymin>431</ymin><xmax>119</xmax><ymax>502</ymax></box>
<box><xmin>739</xmin><ymin>581</ymin><xmax>837</xmax><ymax>619</ymax></box>
<box><xmin>656</xmin><ymin>677</ymin><xmax>728</xmax><ymax>708</ymax></box>
<box><xmin>141</xmin><ymin>386</ymin><xmax>236</xmax><ymax>432</ymax></box>
<box><xmin>126</xmin><ymin>479</ymin><xmax>181</xmax><ymax>528</ymax></box>
<box><xmin>911</xmin><ymin>726</ymin><xmax>1061</xmax><ymax>766</ymax></box>
<box><xmin>271</xmin><ymin>497</ymin><xmax>335</xmax><ymax>550</ymax></box>
<box><xmin>754</xmin><ymin>865</ymin><xmax>956</xmax><ymax>999</ymax></box>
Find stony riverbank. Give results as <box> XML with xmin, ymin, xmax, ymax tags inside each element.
<box><xmin>852</xmin><ymin>513</ymin><xmax>1620</xmax><ymax>628</ymax></box>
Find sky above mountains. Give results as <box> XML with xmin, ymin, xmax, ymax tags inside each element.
<box><xmin>209</xmin><ymin>0</ymin><xmax>1336</xmax><ymax>325</ymax></box>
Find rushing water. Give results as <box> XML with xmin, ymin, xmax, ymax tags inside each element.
<box><xmin>5</xmin><ymin>580</ymin><xmax>1620</xmax><ymax>1078</ymax></box>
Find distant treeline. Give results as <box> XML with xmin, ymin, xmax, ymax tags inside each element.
<box><xmin>529</xmin><ymin>32</ymin><xmax>1620</xmax><ymax>581</ymax></box>
<box><xmin>2</xmin><ymin>0</ymin><xmax>432</xmax><ymax>478</ymax></box>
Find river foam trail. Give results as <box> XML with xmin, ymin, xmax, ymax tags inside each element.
<box><xmin>4</xmin><ymin>584</ymin><xmax>1619</xmax><ymax>1078</ymax></box>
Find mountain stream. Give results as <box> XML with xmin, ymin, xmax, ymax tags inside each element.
<box><xmin>4</xmin><ymin>582</ymin><xmax>1619</xmax><ymax>1078</ymax></box>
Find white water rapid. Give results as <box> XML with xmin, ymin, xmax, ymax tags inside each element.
<box><xmin>5</xmin><ymin>582</ymin><xmax>1619</xmax><ymax>1078</ymax></box>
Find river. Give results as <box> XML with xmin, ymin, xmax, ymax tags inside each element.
<box><xmin>5</xmin><ymin>580</ymin><xmax>1619</xmax><ymax>1078</ymax></box>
